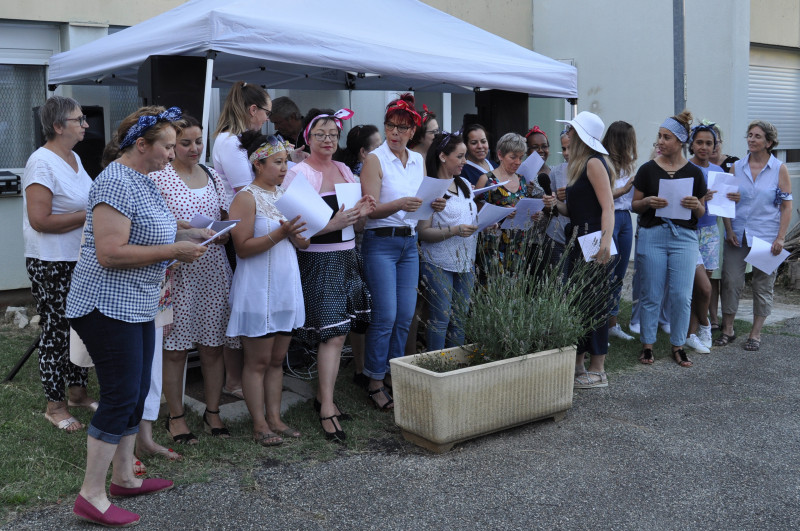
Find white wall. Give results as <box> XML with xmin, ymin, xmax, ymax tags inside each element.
<box><xmin>533</xmin><ymin>0</ymin><xmax>751</xmax><ymax>169</ymax></box>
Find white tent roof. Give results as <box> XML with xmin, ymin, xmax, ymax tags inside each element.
<box><xmin>47</xmin><ymin>0</ymin><xmax>576</xmax><ymax>98</ymax></box>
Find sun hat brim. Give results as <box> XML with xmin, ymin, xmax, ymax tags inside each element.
<box><xmin>556</xmin><ymin>118</ymin><xmax>609</xmax><ymax>155</ymax></box>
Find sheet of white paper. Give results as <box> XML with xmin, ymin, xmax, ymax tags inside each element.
<box><xmin>707</xmin><ymin>171</ymin><xmax>737</xmax><ymax>190</ymax></box>
<box><xmin>706</xmin><ymin>183</ymin><xmax>737</xmax><ymax>218</ymax></box>
<box><xmin>500</xmin><ymin>198</ymin><xmax>545</xmax><ymax>230</ymax></box>
<box><xmin>275</xmin><ymin>172</ymin><xmax>333</xmax><ymax>238</ymax></box>
<box><xmin>577</xmin><ymin>231</ymin><xmax>618</xmax><ymax>262</ymax></box>
<box><xmin>188</xmin><ymin>214</ymin><xmax>240</xmax><ymax>233</ymax></box>
<box><xmin>401</xmin><ymin>177</ymin><xmax>454</xmax><ymax>221</ymax></box>
<box><xmin>476</xmin><ymin>204</ymin><xmax>514</xmax><ymax>231</ymax></box>
<box><xmin>335</xmin><ymin>182</ymin><xmax>363</xmax><ymax>241</ymax></box>
<box><xmin>517</xmin><ymin>151</ymin><xmax>544</xmax><ymax>180</ymax></box>
<box><xmin>655</xmin><ymin>178</ymin><xmax>694</xmax><ymax>220</ymax></box>
<box><xmin>472</xmin><ymin>180</ymin><xmax>510</xmax><ymax>198</ymax></box>
<box><xmin>744</xmin><ymin>236</ymin><xmax>790</xmax><ymax>275</ymax></box>
<box><xmin>166</xmin><ymin>223</ymin><xmax>238</xmax><ymax>267</ymax></box>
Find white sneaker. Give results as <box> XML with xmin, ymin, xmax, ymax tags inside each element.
<box><xmin>629</xmin><ymin>322</ymin><xmax>640</xmax><ymax>334</ymax></box>
<box><xmin>685</xmin><ymin>334</ymin><xmax>710</xmax><ymax>354</ymax></box>
<box><xmin>609</xmin><ymin>324</ymin><xmax>634</xmax><ymax>341</ymax></box>
<box><xmin>660</xmin><ymin>323</ymin><xmax>671</xmax><ymax>335</ymax></box>
<box><xmin>697</xmin><ymin>324</ymin><xmax>713</xmax><ymax>348</ymax></box>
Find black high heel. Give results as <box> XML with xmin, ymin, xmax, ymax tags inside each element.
<box><xmin>164</xmin><ymin>412</ymin><xmax>198</xmax><ymax>444</ymax></box>
<box><xmin>318</xmin><ymin>414</ymin><xmax>346</xmax><ymax>442</ymax></box>
<box><xmin>203</xmin><ymin>409</ymin><xmax>231</xmax><ymax>438</ymax></box>
<box><xmin>313</xmin><ymin>398</ymin><xmax>352</xmax><ymax>421</ymax></box>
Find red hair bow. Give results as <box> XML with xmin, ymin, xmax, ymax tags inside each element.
<box><xmin>525</xmin><ymin>125</ymin><xmax>548</xmax><ymax>140</ymax></box>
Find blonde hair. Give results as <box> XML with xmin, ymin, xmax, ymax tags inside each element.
<box><xmin>214</xmin><ymin>81</ymin><xmax>270</xmax><ymax>138</ymax></box>
<box><xmin>567</xmin><ymin>133</ymin><xmax>616</xmax><ymax>187</ymax></box>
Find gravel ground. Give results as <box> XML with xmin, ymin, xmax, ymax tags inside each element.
<box><xmin>6</xmin><ymin>317</ymin><xmax>799</xmax><ymax>531</ymax></box>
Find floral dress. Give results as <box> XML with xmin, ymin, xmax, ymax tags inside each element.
<box><xmin>481</xmin><ymin>171</ymin><xmax>536</xmax><ymax>270</ymax></box>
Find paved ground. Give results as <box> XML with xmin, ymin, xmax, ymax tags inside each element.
<box><xmin>6</xmin><ymin>314</ymin><xmax>799</xmax><ymax>530</ymax></box>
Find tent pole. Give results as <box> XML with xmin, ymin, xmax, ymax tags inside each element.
<box><xmin>201</xmin><ymin>53</ymin><xmax>215</xmax><ymax>163</ymax></box>
<box><xmin>568</xmin><ymin>98</ymin><xmax>578</xmax><ymax>119</ymax></box>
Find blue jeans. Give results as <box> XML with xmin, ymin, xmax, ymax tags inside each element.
<box><xmin>609</xmin><ymin>210</ymin><xmax>633</xmax><ymax>316</ymax></box>
<box><xmin>630</xmin><ymin>227</ymin><xmax>670</xmax><ymax>327</ymax></box>
<box><xmin>70</xmin><ymin>309</ymin><xmax>154</xmax><ymax>444</ymax></box>
<box><xmin>361</xmin><ymin>231</ymin><xmax>419</xmax><ymax>380</ymax></box>
<box><xmin>636</xmin><ymin>224</ymin><xmax>698</xmax><ymax>346</ymax></box>
<box><xmin>420</xmin><ymin>262</ymin><xmax>475</xmax><ymax>351</ymax></box>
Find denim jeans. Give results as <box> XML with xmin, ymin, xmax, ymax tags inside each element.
<box><xmin>636</xmin><ymin>224</ymin><xmax>698</xmax><ymax>346</ymax></box>
<box><xmin>361</xmin><ymin>231</ymin><xmax>419</xmax><ymax>380</ymax></box>
<box><xmin>420</xmin><ymin>262</ymin><xmax>475</xmax><ymax>351</ymax></box>
<box><xmin>630</xmin><ymin>228</ymin><xmax>670</xmax><ymax>327</ymax></box>
<box><xmin>70</xmin><ymin>309</ymin><xmax>154</xmax><ymax>444</ymax></box>
<box><xmin>609</xmin><ymin>210</ymin><xmax>633</xmax><ymax>316</ymax></box>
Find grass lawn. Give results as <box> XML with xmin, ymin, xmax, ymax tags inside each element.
<box><xmin>0</xmin><ymin>301</ymin><xmax>753</xmax><ymax>522</ymax></box>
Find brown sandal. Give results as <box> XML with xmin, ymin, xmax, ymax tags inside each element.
<box><xmin>672</xmin><ymin>348</ymin><xmax>693</xmax><ymax>368</ymax></box>
<box><xmin>712</xmin><ymin>332</ymin><xmax>736</xmax><ymax>347</ymax></box>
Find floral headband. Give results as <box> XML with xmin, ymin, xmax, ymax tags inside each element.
<box><xmin>689</xmin><ymin>121</ymin><xmax>718</xmax><ymax>146</ymax></box>
<box><xmin>421</xmin><ymin>104</ymin><xmax>435</xmax><ymax>124</ymax></box>
<box><xmin>387</xmin><ymin>100</ymin><xmax>422</xmax><ymax>127</ymax></box>
<box><xmin>303</xmin><ymin>108</ymin><xmax>354</xmax><ymax>143</ymax></box>
<box><xmin>249</xmin><ymin>136</ymin><xmax>291</xmax><ymax>163</ymax></box>
<box><xmin>660</xmin><ymin>117</ymin><xmax>689</xmax><ymax>143</ymax></box>
<box><xmin>119</xmin><ymin>107</ymin><xmax>182</xmax><ymax>149</ymax></box>
<box><xmin>525</xmin><ymin>125</ymin><xmax>548</xmax><ymax>141</ymax></box>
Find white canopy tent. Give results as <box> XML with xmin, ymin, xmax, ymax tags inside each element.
<box><xmin>48</xmin><ymin>0</ymin><xmax>577</xmax><ymax>143</ymax></box>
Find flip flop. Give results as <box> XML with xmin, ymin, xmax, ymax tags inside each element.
<box><xmin>44</xmin><ymin>412</ymin><xmax>83</xmax><ymax>432</ymax></box>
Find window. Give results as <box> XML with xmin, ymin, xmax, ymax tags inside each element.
<box><xmin>0</xmin><ymin>65</ymin><xmax>46</xmax><ymax>168</ymax></box>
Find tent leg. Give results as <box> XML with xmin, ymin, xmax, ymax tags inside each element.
<box><xmin>200</xmin><ymin>53</ymin><xmax>215</xmax><ymax>163</ymax></box>
<box><xmin>568</xmin><ymin>98</ymin><xmax>578</xmax><ymax>119</ymax></box>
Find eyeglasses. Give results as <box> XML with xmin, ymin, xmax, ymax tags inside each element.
<box><xmin>528</xmin><ymin>144</ymin><xmax>549</xmax><ymax>151</ymax></box>
<box><xmin>426</xmin><ymin>129</ymin><xmax>440</xmax><ymax>136</ymax></box>
<box><xmin>64</xmin><ymin>115</ymin><xmax>88</xmax><ymax>126</ymax></box>
<box><xmin>311</xmin><ymin>132</ymin><xmax>340</xmax><ymax>142</ymax></box>
<box><xmin>258</xmin><ymin>106</ymin><xmax>273</xmax><ymax>119</ymax></box>
<box><xmin>385</xmin><ymin>122</ymin><xmax>412</xmax><ymax>133</ymax></box>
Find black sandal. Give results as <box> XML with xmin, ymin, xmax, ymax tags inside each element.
<box><xmin>313</xmin><ymin>398</ymin><xmax>352</xmax><ymax>421</ymax></box>
<box><xmin>164</xmin><ymin>413</ymin><xmax>198</xmax><ymax>444</ymax></box>
<box><xmin>367</xmin><ymin>386</ymin><xmax>394</xmax><ymax>410</ymax></box>
<box><xmin>203</xmin><ymin>409</ymin><xmax>231</xmax><ymax>438</ymax></box>
<box><xmin>713</xmin><ymin>332</ymin><xmax>736</xmax><ymax>347</ymax></box>
<box><xmin>319</xmin><ymin>414</ymin><xmax>346</xmax><ymax>442</ymax></box>
<box><xmin>638</xmin><ymin>348</ymin><xmax>654</xmax><ymax>365</ymax></box>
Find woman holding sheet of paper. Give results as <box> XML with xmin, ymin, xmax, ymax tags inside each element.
<box><xmin>360</xmin><ymin>94</ymin><xmax>446</xmax><ymax>410</ymax></box>
<box><xmin>716</xmin><ymin>120</ymin><xmax>793</xmax><ymax>351</ymax></box>
<box><xmin>283</xmin><ymin>109</ymin><xmax>375</xmax><ymax>441</ymax></box>
<box><xmin>150</xmin><ymin>115</ymin><xmax>234</xmax><ymax>444</ymax></box>
<box><xmin>630</xmin><ymin>110</ymin><xmax>707</xmax><ymax>368</ymax></box>
<box><xmin>544</xmin><ymin>111</ymin><xmax>615</xmax><ymax>389</ymax></box>
<box><xmin>227</xmin><ymin>132</ymin><xmax>308</xmax><ymax>446</ymax></box>
<box><xmin>418</xmin><ymin>132</ymin><xmax>478</xmax><ymax>350</ymax></box>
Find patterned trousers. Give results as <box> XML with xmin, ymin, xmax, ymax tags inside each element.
<box><xmin>25</xmin><ymin>258</ymin><xmax>88</xmax><ymax>402</ymax></box>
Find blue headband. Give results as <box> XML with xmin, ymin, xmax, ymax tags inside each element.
<box><xmin>689</xmin><ymin>122</ymin><xmax>718</xmax><ymax>146</ymax></box>
<box><xmin>660</xmin><ymin>117</ymin><xmax>689</xmax><ymax>143</ymax></box>
<box><xmin>119</xmin><ymin>107</ymin><xmax>182</xmax><ymax>149</ymax></box>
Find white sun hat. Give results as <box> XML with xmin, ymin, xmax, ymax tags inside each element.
<box><xmin>556</xmin><ymin>111</ymin><xmax>608</xmax><ymax>155</ymax></box>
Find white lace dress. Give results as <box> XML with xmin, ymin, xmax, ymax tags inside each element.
<box><xmin>226</xmin><ymin>184</ymin><xmax>305</xmax><ymax>338</ymax></box>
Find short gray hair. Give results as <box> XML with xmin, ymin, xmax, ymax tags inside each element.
<box><xmin>270</xmin><ymin>96</ymin><xmax>301</xmax><ymax>120</ymax></box>
<box><xmin>747</xmin><ymin>119</ymin><xmax>779</xmax><ymax>151</ymax></box>
<box><xmin>39</xmin><ymin>96</ymin><xmax>81</xmax><ymax>140</ymax></box>
<box><xmin>496</xmin><ymin>132</ymin><xmax>526</xmax><ymax>157</ymax></box>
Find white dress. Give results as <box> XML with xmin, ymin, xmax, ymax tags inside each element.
<box><xmin>226</xmin><ymin>184</ymin><xmax>305</xmax><ymax>337</ymax></box>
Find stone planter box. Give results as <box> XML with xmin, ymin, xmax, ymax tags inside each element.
<box><xmin>389</xmin><ymin>345</ymin><xmax>575</xmax><ymax>453</ymax></box>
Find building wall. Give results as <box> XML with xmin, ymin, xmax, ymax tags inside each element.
<box><xmin>420</xmin><ymin>0</ymin><xmax>532</xmax><ymax>49</ymax></box>
<box><xmin>751</xmin><ymin>0</ymin><xmax>800</xmax><ymax>47</ymax></box>
<box><xmin>1</xmin><ymin>1</ymin><xmax>188</xmax><ymax>26</ymax></box>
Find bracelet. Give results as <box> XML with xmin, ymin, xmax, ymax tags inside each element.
<box><xmin>268</xmin><ymin>233</ymin><xmax>277</xmax><ymax>244</ymax></box>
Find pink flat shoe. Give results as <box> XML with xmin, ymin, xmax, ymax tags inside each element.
<box><xmin>109</xmin><ymin>478</ymin><xmax>174</xmax><ymax>498</ymax></box>
<box><xmin>73</xmin><ymin>494</ymin><xmax>140</xmax><ymax>527</ymax></box>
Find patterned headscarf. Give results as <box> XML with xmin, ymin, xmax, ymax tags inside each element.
<box><xmin>249</xmin><ymin>136</ymin><xmax>292</xmax><ymax>163</ymax></box>
<box><xmin>689</xmin><ymin>121</ymin><xmax>718</xmax><ymax>146</ymax></box>
<box><xmin>303</xmin><ymin>108</ymin><xmax>354</xmax><ymax>143</ymax></box>
<box><xmin>119</xmin><ymin>107</ymin><xmax>182</xmax><ymax>149</ymax></box>
<box><xmin>660</xmin><ymin>117</ymin><xmax>689</xmax><ymax>143</ymax></box>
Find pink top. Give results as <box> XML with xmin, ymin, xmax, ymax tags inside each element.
<box><xmin>284</xmin><ymin>160</ymin><xmax>359</xmax><ymax>252</ymax></box>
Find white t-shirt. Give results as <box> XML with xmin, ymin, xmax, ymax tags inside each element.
<box><xmin>211</xmin><ymin>131</ymin><xmax>254</xmax><ymax>210</ymax></box>
<box><xmin>22</xmin><ymin>147</ymin><xmax>92</xmax><ymax>261</ymax></box>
